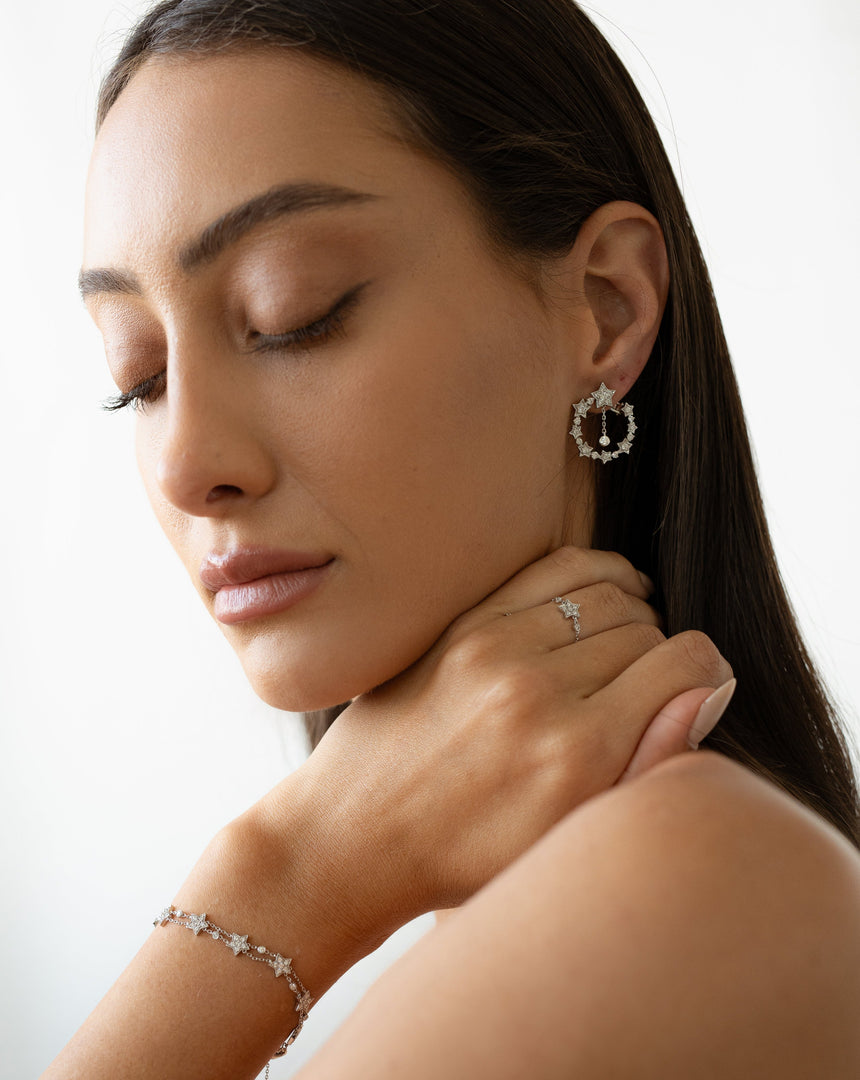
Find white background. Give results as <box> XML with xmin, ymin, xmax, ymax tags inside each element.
<box><xmin>1</xmin><ymin>2</ymin><xmax>858</xmax><ymax>1076</ymax></box>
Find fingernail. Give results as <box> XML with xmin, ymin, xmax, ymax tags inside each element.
<box><xmin>638</xmin><ymin>571</ymin><xmax>656</xmax><ymax>596</ymax></box>
<box><xmin>687</xmin><ymin>678</ymin><xmax>737</xmax><ymax>750</ymax></box>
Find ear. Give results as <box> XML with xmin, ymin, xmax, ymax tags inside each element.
<box><xmin>561</xmin><ymin>201</ymin><xmax>669</xmax><ymax>400</ymax></box>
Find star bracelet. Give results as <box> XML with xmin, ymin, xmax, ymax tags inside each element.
<box><xmin>153</xmin><ymin>905</ymin><xmax>312</xmax><ymax>1077</ymax></box>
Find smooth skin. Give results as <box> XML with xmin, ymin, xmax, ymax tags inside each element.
<box><xmin>46</xmin><ymin>48</ymin><xmax>860</xmax><ymax>1079</ymax></box>
<box><xmin>81</xmin><ymin>50</ymin><xmax>668</xmax><ymax>711</ymax></box>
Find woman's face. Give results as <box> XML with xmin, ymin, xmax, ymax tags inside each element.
<box><xmin>82</xmin><ymin>51</ymin><xmax>593</xmax><ymax>710</ymax></box>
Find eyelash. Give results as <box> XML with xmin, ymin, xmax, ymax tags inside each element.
<box><xmin>101</xmin><ymin>283</ymin><xmax>366</xmax><ymax>413</ymax></box>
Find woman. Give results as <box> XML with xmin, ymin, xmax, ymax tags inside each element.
<box><xmin>41</xmin><ymin>0</ymin><xmax>860</xmax><ymax>1077</ymax></box>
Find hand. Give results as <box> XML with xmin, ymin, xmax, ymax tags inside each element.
<box><xmin>261</xmin><ymin>546</ymin><xmax>734</xmax><ymax>946</ymax></box>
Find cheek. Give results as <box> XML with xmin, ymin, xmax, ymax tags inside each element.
<box><xmin>294</xmin><ymin>288</ymin><xmax>567</xmax><ymax>574</ymax></box>
<box><xmin>248</xmin><ymin>307</ymin><xmax>569</xmax><ymax>708</ymax></box>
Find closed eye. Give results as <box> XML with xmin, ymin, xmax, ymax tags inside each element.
<box><xmin>249</xmin><ymin>280</ymin><xmax>368</xmax><ymax>353</ymax></box>
<box><xmin>101</xmin><ymin>280</ymin><xmax>370</xmax><ymax>413</ymax></box>
<box><xmin>101</xmin><ymin>370</ymin><xmax>166</xmax><ymax>413</ymax></box>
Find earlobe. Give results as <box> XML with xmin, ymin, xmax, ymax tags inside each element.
<box><xmin>578</xmin><ymin>201</ymin><xmax>669</xmax><ymax>393</ymax></box>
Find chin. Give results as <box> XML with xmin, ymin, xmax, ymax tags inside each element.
<box><xmin>226</xmin><ymin>604</ymin><xmax>448</xmax><ymax>713</ymax></box>
<box><xmin>234</xmin><ymin>635</ymin><xmax>398</xmax><ymax>714</ymax></box>
<box><xmin>242</xmin><ymin>660</ymin><xmax>355</xmax><ymax>713</ymax></box>
<box><xmin>252</xmin><ymin>676</ymin><xmax>353</xmax><ymax>714</ymax></box>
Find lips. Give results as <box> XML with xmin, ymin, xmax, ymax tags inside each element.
<box><xmin>200</xmin><ymin>549</ymin><xmax>333</xmax><ymax>624</ymax></box>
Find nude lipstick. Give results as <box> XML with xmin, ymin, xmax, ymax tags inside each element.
<box><xmin>200</xmin><ymin>549</ymin><xmax>333</xmax><ymax>625</ymax></box>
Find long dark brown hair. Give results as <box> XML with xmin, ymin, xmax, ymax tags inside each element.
<box><xmin>97</xmin><ymin>0</ymin><xmax>859</xmax><ymax>846</ymax></box>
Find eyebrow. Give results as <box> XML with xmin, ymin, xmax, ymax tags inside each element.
<box><xmin>78</xmin><ymin>267</ymin><xmax>142</xmax><ymax>298</ymax></box>
<box><xmin>78</xmin><ymin>181</ymin><xmax>379</xmax><ymax>299</ymax></box>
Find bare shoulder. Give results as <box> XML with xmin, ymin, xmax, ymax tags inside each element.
<box><xmin>599</xmin><ymin>749</ymin><xmax>860</xmax><ymax>906</ymax></box>
<box><xmin>305</xmin><ymin>753</ymin><xmax>860</xmax><ymax>1079</ymax></box>
<box><xmin>538</xmin><ymin>748</ymin><xmax>860</xmax><ymax>986</ymax></box>
<box><xmin>578</xmin><ymin>748</ymin><xmax>860</xmax><ymax>888</ymax></box>
<box><xmin>480</xmin><ymin>749</ymin><xmax>860</xmax><ymax>1076</ymax></box>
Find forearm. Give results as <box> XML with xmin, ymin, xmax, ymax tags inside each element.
<box><xmin>40</xmin><ymin>775</ymin><xmax>391</xmax><ymax>1080</ymax></box>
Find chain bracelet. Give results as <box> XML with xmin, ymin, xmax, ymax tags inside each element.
<box><xmin>153</xmin><ymin>905</ymin><xmax>313</xmax><ymax>1075</ymax></box>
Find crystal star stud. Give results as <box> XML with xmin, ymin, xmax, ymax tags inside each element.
<box><xmin>228</xmin><ymin>934</ymin><xmax>250</xmax><ymax>956</ymax></box>
<box><xmin>592</xmin><ymin>382</ymin><xmax>616</xmax><ymax>409</ymax></box>
<box><xmin>272</xmin><ymin>954</ymin><xmax>293</xmax><ymax>978</ymax></box>
<box><xmin>186</xmin><ymin>912</ymin><xmax>209</xmax><ymax>936</ymax></box>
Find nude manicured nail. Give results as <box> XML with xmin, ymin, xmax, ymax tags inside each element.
<box><xmin>687</xmin><ymin>678</ymin><xmax>737</xmax><ymax>750</ymax></box>
<box><xmin>638</xmin><ymin>571</ymin><xmax>656</xmax><ymax>595</ymax></box>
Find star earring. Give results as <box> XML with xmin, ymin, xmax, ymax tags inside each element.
<box><xmin>569</xmin><ymin>382</ymin><xmax>637</xmax><ymax>464</ymax></box>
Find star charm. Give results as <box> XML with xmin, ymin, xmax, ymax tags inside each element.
<box><xmin>592</xmin><ymin>382</ymin><xmax>616</xmax><ymax>409</ymax></box>
<box><xmin>574</xmin><ymin>399</ymin><xmax>590</xmax><ymax>417</ymax></box>
<box><xmin>186</xmin><ymin>912</ymin><xmax>209</xmax><ymax>936</ymax></box>
<box><xmin>153</xmin><ymin>906</ymin><xmax>173</xmax><ymax>927</ymax></box>
<box><xmin>555</xmin><ymin>598</ymin><xmax>581</xmax><ymax>621</ymax></box>
<box><xmin>271</xmin><ymin>954</ymin><xmax>293</xmax><ymax>978</ymax></box>
<box><xmin>227</xmin><ymin>934</ymin><xmax>250</xmax><ymax>956</ymax></box>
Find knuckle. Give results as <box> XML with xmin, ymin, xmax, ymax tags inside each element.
<box><xmin>483</xmin><ymin>665</ymin><xmax>547</xmax><ymax>721</ymax></box>
<box><xmin>628</xmin><ymin>622</ymin><xmax>666</xmax><ymax>653</ymax></box>
<box><xmin>593</xmin><ymin>581</ymin><xmax>630</xmax><ymax>622</ymax></box>
<box><xmin>672</xmin><ymin>630</ymin><xmax>723</xmax><ymax>681</ymax></box>
<box><xmin>447</xmin><ymin>607</ymin><xmax>481</xmax><ymax>638</ymax></box>
<box><xmin>445</xmin><ymin>625</ymin><xmax>498</xmax><ymax>671</ymax></box>
<box><xmin>547</xmin><ymin>545</ymin><xmax>586</xmax><ymax>577</ymax></box>
<box><xmin>600</xmin><ymin>549</ymin><xmax>634</xmax><ymax>577</ymax></box>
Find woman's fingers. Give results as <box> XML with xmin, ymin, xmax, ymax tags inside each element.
<box><xmin>539</xmin><ymin>623</ymin><xmax>731</xmax><ymax>712</ymax></box>
<box><xmin>585</xmin><ymin>629</ymin><xmax>734</xmax><ymax>750</ymax></box>
<box><xmin>503</xmin><ymin>582</ymin><xmax>661</xmax><ymax>650</ymax></box>
<box><xmin>541</xmin><ymin>620</ymin><xmax>667</xmax><ymax>695</ymax></box>
<box><xmin>468</xmin><ymin>546</ymin><xmax>653</xmax><ymax>626</ymax></box>
<box><xmin>617</xmin><ymin>682</ymin><xmax>736</xmax><ymax>782</ymax></box>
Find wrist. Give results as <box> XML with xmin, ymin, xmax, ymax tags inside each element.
<box><xmin>173</xmin><ymin>768</ymin><xmax>406</xmax><ymax>1003</ymax></box>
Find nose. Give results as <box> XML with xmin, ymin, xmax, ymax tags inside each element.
<box><xmin>154</xmin><ymin>346</ymin><xmax>277</xmax><ymax>517</ymax></box>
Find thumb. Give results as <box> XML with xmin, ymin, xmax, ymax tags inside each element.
<box><xmin>618</xmin><ymin>679</ymin><xmax>737</xmax><ymax>784</ymax></box>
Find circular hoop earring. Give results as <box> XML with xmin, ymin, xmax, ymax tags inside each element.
<box><xmin>569</xmin><ymin>382</ymin><xmax>637</xmax><ymax>464</ymax></box>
